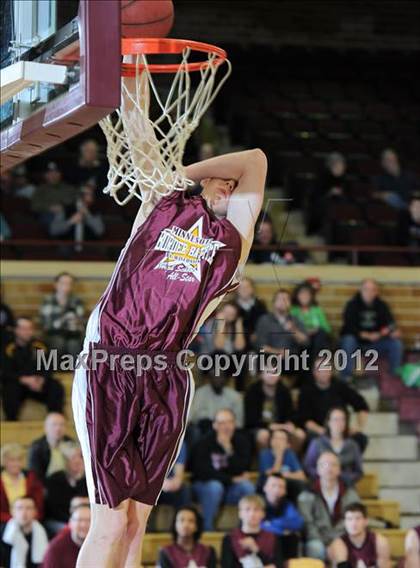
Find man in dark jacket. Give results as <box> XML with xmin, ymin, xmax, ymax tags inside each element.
<box><xmin>28</xmin><ymin>413</ymin><xmax>73</xmax><ymax>482</ymax></box>
<box><xmin>340</xmin><ymin>279</ymin><xmax>403</xmax><ymax>380</ymax></box>
<box><xmin>191</xmin><ymin>408</ymin><xmax>254</xmax><ymax>531</ymax></box>
<box><xmin>297</xmin><ymin>358</ymin><xmax>369</xmax><ymax>452</ymax></box>
<box><xmin>1</xmin><ymin>317</ymin><xmax>65</xmax><ymax>420</ymax></box>
<box><xmin>244</xmin><ymin>363</ymin><xmax>304</xmax><ymax>448</ymax></box>
<box><xmin>234</xmin><ymin>277</ymin><xmax>267</xmax><ymax>350</ymax></box>
<box><xmin>373</xmin><ymin>148</ymin><xmax>417</xmax><ymax>210</ymax></box>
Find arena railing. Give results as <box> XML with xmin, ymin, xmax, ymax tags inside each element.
<box><xmin>1</xmin><ymin>240</ymin><xmax>419</xmax><ymax>266</ymax></box>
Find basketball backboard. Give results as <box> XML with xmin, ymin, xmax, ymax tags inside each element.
<box><xmin>0</xmin><ymin>0</ymin><xmax>121</xmax><ymax>172</ymax></box>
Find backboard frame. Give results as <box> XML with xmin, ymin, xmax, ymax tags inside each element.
<box><xmin>1</xmin><ymin>0</ymin><xmax>121</xmax><ymax>172</ymax></box>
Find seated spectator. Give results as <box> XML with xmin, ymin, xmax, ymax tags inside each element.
<box><xmin>1</xmin><ymin>317</ymin><xmax>65</xmax><ymax>421</ymax></box>
<box><xmin>0</xmin><ymin>444</ymin><xmax>44</xmax><ymax>523</ymax></box>
<box><xmin>304</xmin><ymin>407</ymin><xmax>363</xmax><ymax>487</ymax></box>
<box><xmin>39</xmin><ymin>272</ymin><xmax>84</xmax><ymax>359</ymax></box>
<box><xmin>262</xmin><ymin>473</ymin><xmax>304</xmax><ymax>560</ymax></box>
<box><xmin>291</xmin><ymin>281</ymin><xmax>332</xmax><ymax>361</ymax></box>
<box><xmin>158</xmin><ymin>442</ymin><xmax>191</xmax><ymax>509</ymax></box>
<box><xmin>65</xmin><ymin>138</ymin><xmax>107</xmax><ymax>191</ymax></box>
<box><xmin>42</xmin><ymin>504</ymin><xmax>91</xmax><ymax>568</ymax></box>
<box><xmin>12</xmin><ymin>165</ymin><xmax>36</xmax><ymax>199</ymax></box>
<box><xmin>255</xmin><ymin>289</ymin><xmax>309</xmax><ymax>359</ymax></box>
<box><xmin>188</xmin><ymin>359</ymin><xmax>244</xmax><ymax>444</ymax></box>
<box><xmin>297</xmin><ymin>357</ymin><xmax>369</xmax><ymax>453</ymax></box>
<box><xmin>307</xmin><ymin>152</ymin><xmax>352</xmax><ymax>235</ymax></box>
<box><xmin>158</xmin><ymin>506</ymin><xmax>217</xmax><ymax>568</ymax></box>
<box><xmin>404</xmin><ymin>525</ymin><xmax>420</xmax><ymax>568</ymax></box>
<box><xmin>244</xmin><ymin>361</ymin><xmax>304</xmax><ymax>448</ymax></box>
<box><xmin>31</xmin><ymin>162</ymin><xmax>77</xmax><ymax>225</ymax></box>
<box><xmin>48</xmin><ymin>183</ymin><xmax>105</xmax><ymax>242</ymax></box>
<box><xmin>258</xmin><ymin>430</ymin><xmax>306</xmax><ymax>489</ymax></box>
<box><xmin>191</xmin><ymin>408</ymin><xmax>254</xmax><ymax>531</ymax></box>
<box><xmin>0</xmin><ymin>496</ymin><xmax>48</xmax><ymax>568</ymax></box>
<box><xmin>221</xmin><ymin>494</ymin><xmax>282</xmax><ymax>568</ymax></box>
<box><xmin>329</xmin><ymin>503</ymin><xmax>390</xmax><ymax>568</ymax></box>
<box><xmin>298</xmin><ymin>452</ymin><xmax>360</xmax><ymax>561</ymax></box>
<box><xmin>28</xmin><ymin>412</ymin><xmax>73</xmax><ymax>482</ymax></box>
<box><xmin>198</xmin><ymin>303</ymin><xmax>247</xmax><ymax>390</ymax></box>
<box><xmin>398</xmin><ymin>195</ymin><xmax>420</xmax><ymax>265</ymax></box>
<box><xmin>44</xmin><ymin>442</ymin><xmax>88</xmax><ymax>535</ymax></box>
<box><xmin>235</xmin><ymin>278</ymin><xmax>267</xmax><ymax>351</ymax></box>
<box><xmin>373</xmin><ymin>148</ymin><xmax>418</xmax><ymax>210</ymax></box>
<box><xmin>249</xmin><ymin>218</ymin><xmax>303</xmax><ymax>265</ymax></box>
<box><xmin>340</xmin><ymin>279</ymin><xmax>403</xmax><ymax>380</ymax></box>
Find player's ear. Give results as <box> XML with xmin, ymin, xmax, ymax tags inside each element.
<box><xmin>200</xmin><ymin>178</ymin><xmax>210</xmax><ymax>189</ymax></box>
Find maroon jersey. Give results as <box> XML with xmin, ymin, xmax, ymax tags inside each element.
<box><xmin>73</xmin><ymin>191</ymin><xmax>242</xmax><ymax>509</ymax></box>
<box><xmin>342</xmin><ymin>530</ymin><xmax>377</xmax><ymax>567</ymax></box>
<box><xmin>97</xmin><ymin>191</ymin><xmax>242</xmax><ymax>350</ymax></box>
<box><xmin>160</xmin><ymin>542</ymin><xmax>216</xmax><ymax>567</ymax></box>
<box><xmin>224</xmin><ymin>528</ymin><xmax>279</xmax><ymax>567</ymax></box>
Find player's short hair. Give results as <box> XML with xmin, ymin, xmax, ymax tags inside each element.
<box><xmin>12</xmin><ymin>495</ymin><xmax>36</xmax><ymax>508</ymax></box>
<box><xmin>172</xmin><ymin>506</ymin><xmax>203</xmax><ymax>542</ymax></box>
<box><xmin>239</xmin><ymin>494</ymin><xmax>265</xmax><ymax>511</ymax></box>
<box><xmin>344</xmin><ymin>502</ymin><xmax>368</xmax><ymax>517</ymax></box>
<box><xmin>273</xmin><ymin>288</ymin><xmax>290</xmax><ymax>302</ymax></box>
<box><xmin>55</xmin><ymin>271</ymin><xmax>75</xmax><ymax>282</ymax></box>
<box><xmin>70</xmin><ymin>504</ymin><xmax>91</xmax><ymax>518</ymax></box>
<box><xmin>265</xmin><ymin>472</ymin><xmax>285</xmax><ymax>483</ymax></box>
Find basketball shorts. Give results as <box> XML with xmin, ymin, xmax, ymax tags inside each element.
<box><xmin>72</xmin><ymin>341</ymin><xmax>194</xmax><ymax>508</ymax></box>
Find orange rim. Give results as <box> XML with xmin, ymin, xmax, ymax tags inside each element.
<box><xmin>121</xmin><ymin>38</ymin><xmax>228</xmax><ymax>75</ymax></box>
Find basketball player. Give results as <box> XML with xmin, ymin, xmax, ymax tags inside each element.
<box><xmin>328</xmin><ymin>503</ymin><xmax>391</xmax><ymax>568</ymax></box>
<box><xmin>72</xmin><ymin>146</ymin><xmax>267</xmax><ymax>567</ymax></box>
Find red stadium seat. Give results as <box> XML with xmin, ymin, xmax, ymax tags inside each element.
<box><xmin>328</xmin><ymin>202</ymin><xmax>364</xmax><ymax>224</ymax></box>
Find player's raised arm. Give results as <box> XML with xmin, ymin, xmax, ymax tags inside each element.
<box><xmin>186</xmin><ymin>148</ymin><xmax>268</xmax><ymax>257</ymax></box>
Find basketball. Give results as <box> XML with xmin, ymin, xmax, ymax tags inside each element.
<box><xmin>121</xmin><ymin>0</ymin><xmax>174</xmax><ymax>38</ymax></box>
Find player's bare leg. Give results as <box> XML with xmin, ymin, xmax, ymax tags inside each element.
<box><xmin>120</xmin><ymin>500</ymin><xmax>153</xmax><ymax>568</ymax></box>
<box><xmin>76</xmin><ymin>500</ymin><xmax>130</xmax><ymax>568</ymax></box>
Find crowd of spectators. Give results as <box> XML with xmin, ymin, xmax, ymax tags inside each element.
<box><xmin>1</xmin><ymin>269</ymin><xmax>413</xmax><ymax>567</ymax></box>
<box><xmin>1</xmin><ymin>136</ymin><xmax>419</xmax><ymax>266</ymax></box>
<box><xmin>306</xmin><ymin>148</ymin><xmax>420</xmax><ymax>263</ymax></box>
<box><xmin>1</xmin><ymin>139</ymin><xmax>108</xmax><ymax>253</ymax></box>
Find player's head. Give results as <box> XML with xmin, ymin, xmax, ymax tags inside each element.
<box><xmin>69</xmin><ymin>504</ymin><xmax>91</xmax><ymax>545</ymax></box>
<box><xmin>14</xmin><ymin>316</ymin><xmax>34</xmax><ymax>343</ymax></box>
<box><xmin>273</xmin><ymin>288</ymin><xmax>291</xmax><ymax>314</ymax></box>
<box><xmin>213</xmin><ymin>408</ymin><xmax>236</xmax><ymax>438</ymax></box>
<box><xmin>54</xmin><ymin>272</ymin><xmax>74</xmax><ymax>295</ymax></box>
<box><xmin>326</xmin><ymin>152</ymin><xmax>346</xmax><ymax>177</ymax></box>
<box><xmin>172</xmin><ymin>506</ymin><xmax>203</xmax><ymax>542</ymax></box>
<box><xmin>344</xmin><ymin>503</ymin><xmax>368</xmax><ymax>537</ymax></box>
<box><xmin>317</xmin><ymin>451</ymin><xmax>341</xmax><ymax>482</ymax></box>
<box><xmin>263</xmin><ymin>473</ymin><xmax>287</xmax><ymax>505</ymax></box>
<box><xmin>238</xmin><ymin>495</ymin><xmax>265</xmax><ymax>529</ymax></box>
<box><xmin>360</xmin><ymin>278</ymin><xmax>379</xmax><ymax>304</ymax></box>
<box><xmin>200</xmin><ymin>177</ymin><xmax>236</xmax><ymax>217</ymax></box>
<box><xmin>12</xmin><ymin>497</ymin><xmax>37</xmax><ymax>529</ymax></box>
<box><xmin>312</xmin><ymin>356</ymin><xmax>333</xmax><ymax>387</ymax></box>
<box><xmin>381</xmin><ymin>148</ymin><xmax>400</xmax><ymax>176</ymax></box>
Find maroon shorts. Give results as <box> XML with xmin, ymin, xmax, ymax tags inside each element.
<box><xmin>73</xmin><ymin>342</ymin><xmax>194</xmax><ymax>508</ymax></box>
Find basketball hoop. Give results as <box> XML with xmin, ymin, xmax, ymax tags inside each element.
<box><xmin>100</xmin><ymin>38</ymin><xmax>231</xmax><ymax>206</ymax></box>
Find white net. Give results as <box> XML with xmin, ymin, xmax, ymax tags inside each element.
<box><xmin>99</xmin><ymin>45</ymin><xmax>231</xmax><ymax>206</ymax></box>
